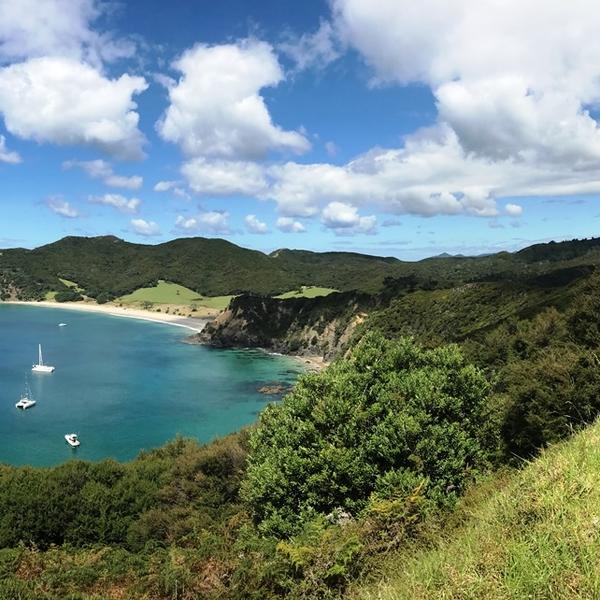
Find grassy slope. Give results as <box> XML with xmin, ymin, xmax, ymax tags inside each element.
<box><xmin>118</xmin><ymin>280</ymin><xmax>233</xmax><ymax>310</ymax></box>
<box><xmin>275</xmin><ymin>286</ymin><xmax>338</xmax><ymax>299</ymax></box>
<box><xmin>352</xmin><ymin>420</ymin><xmax>600</xmax><ymax>600</ymax></box>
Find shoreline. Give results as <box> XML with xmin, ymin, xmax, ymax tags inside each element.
<box><xmin>286</xmin><ymin>353</ymin><xmax>329</xmax><ymax>372</ymax></box>
<box><xmin>1</xmin><ymin>300</ymin><xmax>211</xmax><ymax>332</ymax></box>
<box><xmin>2</xmin><ymin>302</ymin><xmax>330</xmax><ymax>371</ymax></box>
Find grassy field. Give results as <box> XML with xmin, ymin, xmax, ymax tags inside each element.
<box><xmin>58</xmin><ymin>277</ymin><xmax>83</xmax><ymax>291</ymax></box>
<box><xmin>351</xmin><ymin>420</ymin><xmax>600</xmax><ymax>600</ymax></box>
<box><xmin>118</xmin><ymin>280</ymin><xmax>233</xmax><ymax>310</ymax></box>
<box><xmin>275</xmin><ymin>285</ymin><xmax>338</xmax><ymax>299</ymax></box>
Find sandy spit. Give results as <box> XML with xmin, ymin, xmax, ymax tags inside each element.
<box><xmin>2</xmin><ymin>301</ymin><xmax>211</xmax><ymax>333</ymax></box>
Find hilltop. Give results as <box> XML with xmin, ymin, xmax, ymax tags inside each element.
<box><xmin>4</xmin><ymin>235</ymin><xmax>600</xmax><ymax>304</ymax></box>
<box><xmin>0</xmin><ymin>235</ymin><xmax>411</xmax><ymax>301</ymax></box>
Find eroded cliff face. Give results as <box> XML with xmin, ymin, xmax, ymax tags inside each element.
<box><xmin>194</xmin><ymin>292</ymin><xmax>373</xmax><ymax>360</ymax></box>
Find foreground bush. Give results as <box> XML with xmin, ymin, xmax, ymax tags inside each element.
<box><xmin>243</xmin><ymin>332</ymin><xmax>494</xmax><ymax>537</ymax></box>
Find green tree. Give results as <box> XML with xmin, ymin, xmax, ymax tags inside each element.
<box><xmin>242</xmin><ymin>332</ymin><xmax>493</xmax><ymax>537</ymax></box>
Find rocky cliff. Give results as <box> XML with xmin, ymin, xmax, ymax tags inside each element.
<box><xmin>193</xmin><ymin>292</ymin><xmax>374</xmax><ymax>360</ymax></box>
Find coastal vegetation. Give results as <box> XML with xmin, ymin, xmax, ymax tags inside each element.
<box><xmin>2</xmin><ymin>235</ymin><xmax>600</xmax><ymax>597</ymax></box>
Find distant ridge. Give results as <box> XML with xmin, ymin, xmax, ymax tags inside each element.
<box><xmin>2</xmin><ymin>234</ymin><xmax>600</xmax><ymax>302</ymax></box>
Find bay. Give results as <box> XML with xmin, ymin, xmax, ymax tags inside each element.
<box><xmin>0</xmin><ymin>305</ymin><xmax>302</xmax><ymax>466</ymax></box>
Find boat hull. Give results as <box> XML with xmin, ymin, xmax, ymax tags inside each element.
<box><xmin>64</xmin><ymin>434</ymin><xmax>80</xmax><ymax>447</ymax></box>
<box><xmin>32</xmin><ymin>365</ymin><xmax>55</xmax><ymax>373</ymax></box>
<box><xmin>15</xmin><ymin>400</ymin><xmax>36</xmax><ymax>409</ymax></box>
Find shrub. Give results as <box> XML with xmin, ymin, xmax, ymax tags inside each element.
<box><xmin>54</xmin><ymin>289</ymin><xmax>82</xmax><ymax>303</ymax></box>
<box><xmin>242</xmin><ymin>332</ymin><xmax>493</xmax><ymax>537</ymax></box>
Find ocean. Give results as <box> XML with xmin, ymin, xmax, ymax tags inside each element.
<box><xmin>0</xmin><ymin>304</ymin><xmax>302</xmax><ymax>466</ymax></box>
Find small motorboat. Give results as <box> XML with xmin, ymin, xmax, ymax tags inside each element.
<box><xmin>64</xmin><ymin>433</ymin><xmax>80</xmax><ymax>447</ymax></box>
<box><xmin>15</xmin><ymin>382</ymin><xmax>36</xmax><ymax>410</ymax></box>
<box><xmin>58</xmin><ymin>323</ymin><xmax>67</xmax><ymax>327</ymax></box>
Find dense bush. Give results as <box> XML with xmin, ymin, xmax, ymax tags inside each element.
<box><xmin>243</xmin><ymin>333</ymin><xmax>493</xmax><ymax>537</ymax></box>
<box><xmin>54</xmin><ymin>289</ymin><xmax>82</xmax><ymax>302</ymax></box>
<box><xmin>0</xmin><ymin>434</ymin><xmax>249</xmax><ymax>551</ymax></box>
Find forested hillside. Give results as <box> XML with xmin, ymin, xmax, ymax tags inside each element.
<box><xmin>0</xmin><ymin>235</ymin><xmax>409</xmax><ymax>300</ymax></box>
<box><xmin>4</xmin><ymin>234</ymin><xmax>600</xmax><ymax>302</ymax></box>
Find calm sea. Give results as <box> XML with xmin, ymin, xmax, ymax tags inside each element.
<box><xmin>0</xmin><ymin>305</ymin><xmax>303</xmax><ymax>466</ymax></box>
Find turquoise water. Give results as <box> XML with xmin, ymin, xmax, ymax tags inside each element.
<box><xmin>0</xmin><ymin>305</ymin><xmax>302</xmax><ymax>467</ymax></box>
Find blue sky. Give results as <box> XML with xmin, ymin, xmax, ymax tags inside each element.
<box><xmin>1</xmin><ymin>0</ymin><xmax>600</xmax><ymax>259</ymax></box>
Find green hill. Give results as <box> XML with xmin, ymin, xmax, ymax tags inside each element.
<box><xmin>4</xmin><ymin>234</ymin><xmax>600</xmax><ymax>303</ymax></box>
<box><xmin>0</xmin><ymin>235</ymin><xmax>413</xmax><ymax>301</ymax></box>
<box><xmin>351</xmin><ymin>418</ymin><xmax>600</xmax><ymax>599</ymax></box>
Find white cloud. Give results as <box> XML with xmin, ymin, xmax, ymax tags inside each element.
<box><xmin>157</xmin><ymin>39</ymin><xmax>310</xmax><ymax>160</ymax></box>
<box><xmin>326</xmin><ymin>0</ymin><xmax>600</xmax><ymax>210</ymax></box>
<box><xmin>175</xmin><ymin>211</ymin><xmax>230</xmax><ymax>235</ymax></box>
<box><xmin>276</xmin><ymin>217</ymin><xmax>306</xmax><ymax>233</ymax></box>
<box><xmin>245</xmin><ymin>214</ymin><xmax>269</xmax><ymax>234</ymax></box>
<box><xmin>0</xmin><ymin>134</ymin><xmax>19</xmax><ymax>163</ymax></box>
<box><xmin>63</xmin><ymin>159</ymin><xmax>142</xmax><ymax>189</ymax></box>
<box><xmin>0</xmin><ymin>0</ymin><xmax>135</xmax><ymax>67</ymax></box>
<box><xmin>181</xmin><ymin>158</ymin><xmax>269</xmax><ymax>196</ymax></box>
<box><xmin>279</xmin><ymin>20</ymin><xmax>342</xmax><ymax>72</ymax></box>
<box><xmin>131</xmin><ymin>218</ymin><xmax>160</xmax><ymax>237</ymax></box>
<box><xmin>0</xmin><ymin>57</ymin><xmax>147</xmax><ymax>159</ymax></box>
<box><xmin>321</xmin><ymin>201</ymin><xmax>376</xmax><ymax>234</ymax></box>
<box><xmin>154</xmin><ymin>181</ymin><xmax>176</xmax><ymax>192</ymax></box>
<box><xmin>45</xmin><ymin>197</ymin><xmax>79</xmax><ymax>218</ymax></box>
<box><xmin>89</xmin><ymin>193</ymin><xmax>141</xmax><ymax>214</ymax></box>
<box><xmin>505</xmin><ymin>203</ymin><xmax>523</xmax><ymax>217</ymax></box>
<box><xmin>153</xmin><ymin>180</ymin><xmax>190</xmax><ymax>199</ymax></box>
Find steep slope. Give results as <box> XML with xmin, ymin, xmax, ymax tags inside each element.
<box><xmin>195</xmin><ymin>291</ymin><xmax>374</xmax><ymax>358</ymax></box>
<box><xmin>198</xmin><ymin>263</ymin><xmax>596</xmax><ymax>357</ymax></box>
<box><xmin>351</xmin><ymin>418</ymin><xmax>600</xmax><ymax>599</ymax></box>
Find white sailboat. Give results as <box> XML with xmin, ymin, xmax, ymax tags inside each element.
<box><xmin>15</xmin><ymin>381</ymin><xmax>36</xmax><ymax>409</ymax></box>
<box><xmin>32</xmin><ymin>344</ymin><xmax>55</xmax><ymax>373</ymax></box>
<box><xmin>65</xmin><ymin>433</ymin><xmax>80</xmax><ymax>447</ymax></box>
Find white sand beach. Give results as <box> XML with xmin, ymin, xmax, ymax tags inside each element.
<box><xmin>2</xmin><ymin>301</ymin><xmax>210</xmax><ymax>332</ymax></box>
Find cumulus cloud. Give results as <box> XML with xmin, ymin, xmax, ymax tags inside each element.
<box><xmin>131</xmin><ymin>218</ymin><xmax>160</xmax><ymax>237</ymax></box>
<box><xmin>321</xmin><ymin>201</ymin><xmax>376</xmax><ymax>234</ymax></box>
<box><xmin>63</xmin><ymin>159</ymin><xmax>142</xmax><ymax>189</ymax></box>
<box><xmin>505</xmin><ymin>203</ymin><xmax>523</xmax><ymax>217</ymax></box>
<box><xmin>89</xmin><ymin>193</ymin><xmax>141</xmax><ymax>214</ymax></box>
<box><xmin>276</xmin><ymin>217</ymin><xmax>306</xmax><ymax>233</ymax></box>
<box><xmin>153</xmin><ymin>180</ymin><xmax>190</xmax><ymax>199</ymax></box>
<box><xmin>0</xmin><ymin>1</ymin><xmax>146</xmax><ymax>159</ymax></box>
<box><xmin>45</xmin><ymin>197</ymin><xmax>79</xmax><ymax>218</ymax></box>
<box><xmin>325</xmin><ymin>0</ymin><xmax>600</xmax><ymax>210</ymax></box>
<box><xmin>279</xmin><ymin>20</ymin><xmax>342</xmax><ymax>72</ymax></box>
<box><xmin>0</xmin><ymin>134</ymin><xmax>19</xmax><ymax>163</ymax></box>
<box><xmin>0</xmin><ymin>0</ymin><xmax>135</xmax><ymax>67</ymax></box>
<box><xmin>157</xmin><ymin>39</ymin><xmax>310</xmax><ymax>160</ymax></box>
<box><xmin>245</xmin><ymin>214</ymin><xmax>269</xmax><ymax>234</ymax></box>
<box><xmin>175</xmin><ymin>211</ymin><xmax>230</xmax><ymax>235</ymax></box>
<box><xmin>181</xmin><ymin>158</ymin><xmax>268</xmax><ymax>196</ymax></box>
<box><xmin>0</xmin><ymin>58</ymin><xmax>147</xmax><ymax>159</ymax></box>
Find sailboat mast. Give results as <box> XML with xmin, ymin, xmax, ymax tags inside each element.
<box><xmin>38</xmin><ymin>344</ymin><xmax>43</xmax><ymax>366</ymax></box>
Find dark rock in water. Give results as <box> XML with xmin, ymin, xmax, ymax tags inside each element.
<box><xmin>258</xmin><ymin>384</ymin><xmax>291</xmax><ymax>395</ymax></box>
